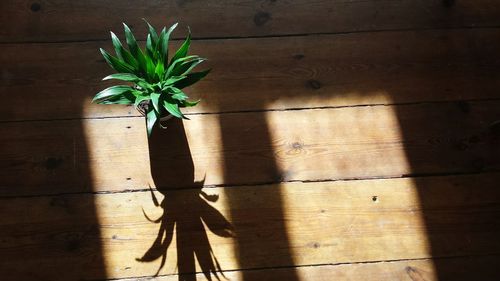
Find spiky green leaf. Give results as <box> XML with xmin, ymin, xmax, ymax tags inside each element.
<box><xmin>145</xmin><ymin>34</ymin><xmax>155</xmax><ymax>59</ymax></box>
<box><xmin>97</xmin><ymin>91</ymin><xmax>136</xmax><ymax>105</ymax></box>
<box><xmin>146</xmin><ymin>107</ymin><xmax>158</xmax><ymax>136</ymax></box>
<box><xmin>174</xmin><ymin>69</ymin><xmax>211</xmax><ymax>89</ymax></box>
<box><xmin>170</xmin><ymin>27</ymin><xmax>191</xmax><ymax>65</ymax></box>
<box><xmin>154</xmin><ymin>61</ymin><xmax>165</xmax><ymax>80</ymax></box>
<box><xmin>150</xmin><ymin>92</ymin><xmax>161</xmax><ymax>113</ymax></box>
<box><xmin>110</xmin><ymin>32</ymin><xmax>125</xmax><ymax>60</ymax></box>
<box><xmin>143</xmin><ymin>19</ymin><xmax>159</xmax><ymax>45</ymax></box>
<box><xmin>165</xmin><ymin>55</ymin><xmax>199</xmax><ymax>78</ymax></box>
<box><xmin>97</xmin><ymin>21</ymin><xmax>208</xmax><ymax>136</ymax></box>
<box><xmin>162</xmin><ymin>97</ymin><xmax>186</xmax><ymax>119</ymax></box>
<box><xmin>181</xmin><ymin>99</ymin><xmax>200</xmax><ymax>107</ymax></box>
<box><xmin>158</xmin><ymin>23</ymin><xmax>178</xmax><ymax>64</ymax></box>
<box><xmin>145</xmin><ymin>55</ymin><xmax>156</xmax><ymax>81</ymax></box>
<box><xmin>168</xmin><ymin>87</ymin><xmax>188</xmax><ymax>101</ymax></box>
<box><xmin>93</xmin><ymin>85</ymin><xmax>133</xmax><ymax>102</ymax></box>
<box><xmin>110</xmin><ymin>32</ymin><xmax>138</xmax><ymax>70</ymax></box>
<box><xmin>137</xmin><ymin>80</ymin><xmax>154</xmax><ymax>92</ymax></box>
<box><xmin>162</xmin><ymin>76</ymin><xmax>186</xmax><ymax>88</ymax></box>
<box><xmin>170</xmin><ymin>58</ymin><xmax>205</xmax><ymax>77</ymax></box>
<box><xmin>123</xmin><ymin>23</ymin><xmax>139</xmax><ymax>56</ymax></box>
<box><xmin>123</xmin><ymin>23</ymin><xmax>148</xmax><ymax>77</ymax></box>
<box><xmin>100</xmin><ymin>48</ymin><xmax>135</xmax><ymax>73</ymax></box>
<box><xmin>103</xmin><ymin>73</ymin><xmax>141</xmax><ymax>82</ymax></box>
<box><xmin>134</xmin><ymin>95</ymin><xmax>150</xmax><ymax>109</ymax></box>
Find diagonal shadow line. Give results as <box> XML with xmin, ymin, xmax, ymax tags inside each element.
<box><xmin>218</xmin><ymin>112</ymin><xmax>300</xmax><ymax>281</ymax></box>
<box><xmin>394</xmin><ymin>100</ymin><xmax>500</xmax><ymax>280</ymax></box>
<box><xmin>0</xmin><ymin>101</ymin><xmax>108</xmax><ymax>280</ymax></box>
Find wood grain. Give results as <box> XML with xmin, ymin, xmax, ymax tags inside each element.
<box><xmin>117</xmin><ymin>256</ymin><xmax>500</xmax><ymax>281</ymax></box>
<box><xmin>1</xmin><ymin>174</ymin><xmax>499</xmax><ymax>280</ymax></box>
<box><xmin>2</xmin><ymin>0</ymin><xmax>500</xmax><ymax>42</ymax></box>
<box><xmin>1</xmin><ymin>100</ymin><xmax>498</xmax><ymax>197</ymax></box>
<box><xmin>0</xmin><ymin>117</ymin><xmax>151</xmax><ymax>197</ymax></box>
<box><xmin>2</xmin><ymin>29</ymin><xmax>500</xmax><ymax>122</ymax></box>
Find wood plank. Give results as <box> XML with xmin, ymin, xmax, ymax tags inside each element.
<box><xmin>117</xmin><ymin>256</ymin><xmax>500</xmax><ymax>281</ymax></box>
<box><xmin>1</xmin><ymin>174</ymin><xmax>499</xmax><ymax>280</ymax></box>
<box><xmin>1</xmin><ymin>100</ymin><xmax>498</xmax><ymax>196</ymax></box>
<box><xmin>1</xmin><ymin>0</ymin><xmax>500</xmax><ymax>42</ymax></box>
<box><xmin>0</xmin><ymin>117</ymin><xmax>151</xmax><ymax>196</ymax></box>
<box><xmin>2</xmin><ymin>29</ymin><xmax>500</xmax><ymax>122</ymax></box>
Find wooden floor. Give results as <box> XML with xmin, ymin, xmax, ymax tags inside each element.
<box><xmin>1</xmin><ymin>1</ymin><xmax>500</xmax><ymax>280</ymax></box>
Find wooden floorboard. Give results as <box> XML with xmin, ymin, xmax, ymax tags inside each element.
<box><xmin>1</xmin><ymin>0</ymin><xmax>500</xmax><ymax>42</ymax></box>
<box><xmin>116</xmin><ymin>256</ymin><xmax>500</xmax><ymax>281</ymax></box>
<box><xmin>1</xmin><ymin>100</ymin><xmax>498</xmax><ymax>197</ymax></box>
<box><xmin>2</xmin><ymin>29</ymin><xmax>500</xmax><ymax>122</ymax></box>
<box><xmin>2</xmin><ymin>1</ymin><xmax>500</xmax><ymax>279</ymax></box>
<box><xmin>0</xmin><ymin>117</ymin><xmax>149</xmax><ymax>197</ymax></box>
<box><xmin>1</xmin><ymin>174</ymin><xmax>499</xmax><ymax>280</ymax></box>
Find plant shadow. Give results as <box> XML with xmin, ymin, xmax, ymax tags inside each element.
<box><xmin>137</xmin><ymin>118</ymin><xmax>234</xmax><ymax>281</ymax></box>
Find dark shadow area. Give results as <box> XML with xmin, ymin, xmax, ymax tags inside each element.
<box><xmin>0</xmin><ymin>88</ymin><xmax>107</xmax><ymax>279</ymax></box>
<box><xmin>391</xmin><ymin>25</ymin><xmax>500</xmax><ymax>279</ymax></box>
<box><xmin>394</xmin><ymin>100</ymin><xmax>500</xmax><ymax>280</ymax></box>
<box><xmin>217</xmin><ymin>112</ymin><xmax>300</xmax><ymax>281</ymax></box>
<box><xmin>138</xmin><ymin>119</ymin><xmax>234</xmax><ymax>281</ymax></box>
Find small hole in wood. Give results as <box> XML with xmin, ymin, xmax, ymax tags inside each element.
<box><xmin>372</xmin><ymin>196</ymin><xmax>378</xmax><ymax>202</ymax></box>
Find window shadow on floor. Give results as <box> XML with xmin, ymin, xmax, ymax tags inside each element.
<box><xmin>0</xmin><ymin>115</ymin><xmax>107</xmax><ymax>280</ymax></box>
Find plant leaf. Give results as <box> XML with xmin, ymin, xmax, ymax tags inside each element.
<box><xmin>168</xmin><ymin>87</ymin><xmax>188</xmax><ymax>101</ymax></box>
<box><xmin>154</xmin><ymin>61</ymin><xmax>165</xmax><ymax>80</ymax></box>
<box><xmin>145</xmin><ymin>55</ymin><xmax>156</xmax><ymax>81</ymax></box>
<box><xmin>158</xmin><ymin>23</ymin><xmax>178</xmax><ymax>65</ymax></box>
<box><xmin>110</xmin><ymin>32</ymin><xmax>125</xmax><ymax>60</ymax></box>
<box><xmin>145</xmin><ymin>34</ymin><xmax>155</xmax><ymax>59</ymax></box>
<box><xmin>150</xmin><ymin>92</ymin><xmax>161</xmax><ymax>113</ymax></box>
<box><xmin>162</xmin><ymin>76</ymin><xmax>186</xmax><ymax>88</ymax></box>
<box><xmin>103</xmin><ymin>73</ymin><xmax>141</xmax><ymax>82</ymax></box>
<box><xmin>137</xmin><ymin>80</ymin><xmax>154</xmax><ymax>92</ymax></box>
<box><xmin>162</xmin><ymin>97</ymin><xmax>187</xmax><ymax>119</ymax></box>
<box><xmin>100</xmin><ymin>48</ymin><xmax>135</xmax><ymax>73</ymax></box>
<box><xmin>110</xmin><ymin>32</ymin><xmax>138</xmax><ymax>70</ymax></box>
<box><xmin>146</xmin><ymin>107</ymin><xmax>158</xmax><ymax>136</ymax></box>
<box><xmin>174</xmin><ymin>69</ymin><xmax>211</xmax><ymax>89</ymax></box>
<box><xmin>181</xmin><ymin>99</ymin><xmax>200</xmax><ymax>107</ymax></box>
<box><xmin>143</xmin><ymin>19</ymin><xmax>158</xmax><ymax>46</ymax></box>
<box><xmin>93</xmin><ymin>85</ymin><xmax>133</xmax><ymax>102</ymax></box>
<box><xmin>165</xmin><ymin>55</ymin><xmax>198</xmax><ymax>78</ymax></box>
<box><xmin>170</xmin><ymin>27</ymin><xmax>191</xmax><ymax>65</ymax></box>
<box><xmin>134</xmin><ymin>95</ymin><xmax>150</xmax><ymax>109</ymax></box>
<box><xmin>123</xmin><ymin>23</ymin><xmax>148</xmax><ymax>77</ymax></box>
<box><xmin>170</xmin><ymin>58</ymin><xmax>205</xmax><ymax>77</ymax></box>
<box><xmin>123</xmin><ymin>23</ymin><xmax>140</xmax><ymax>56</ymax></box>
<box><xmin>97</xmin><ymin>91</ymin><xmax>136</xmax><ymax>105</ymax></box>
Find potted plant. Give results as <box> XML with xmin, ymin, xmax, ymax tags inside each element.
<box><xmin>92</xmin><ymin>20</ymin><xmax>210</xmax><ymax>136</ymax></box>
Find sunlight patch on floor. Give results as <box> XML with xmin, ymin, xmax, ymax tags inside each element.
<box><xmin>265</xmin><ymin>103</ymin><xmax>435</xmax><ymax>275</ymax></box>
<box><xmin>184</xmin><ymin>115</ymin><xmax>226</xmax><ymax>184</ymax></box>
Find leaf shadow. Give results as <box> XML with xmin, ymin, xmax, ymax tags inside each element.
<box><xmin>136</xmin><ymin>119</ymin><xmax>234</xmax><ymax>281</ymax></box>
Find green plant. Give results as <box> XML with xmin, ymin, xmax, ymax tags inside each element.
<box><xmin>93</xmin><ymin>20</ymin><xmax>210</xmax><ymax>136</ymax></box>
